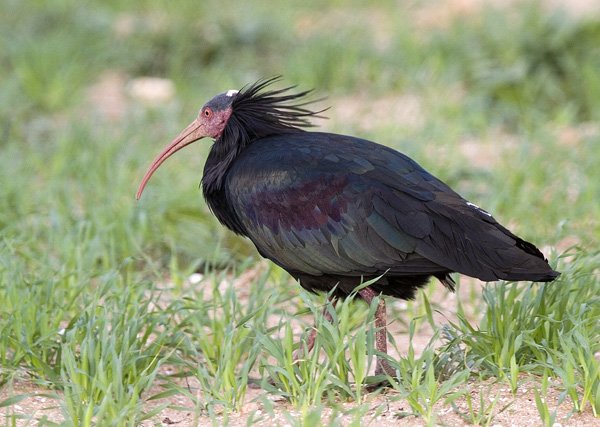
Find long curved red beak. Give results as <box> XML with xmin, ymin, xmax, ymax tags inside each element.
<box><xmin>136</xmin><ymin>119</ymin><xmax>207</xmax><ymax>200</ymax></box>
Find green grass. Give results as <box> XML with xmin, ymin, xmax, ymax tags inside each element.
<box><xmin>1</xmin><ymin>0</ymin><xmax>599</xmax><ymax>425</ymax></box>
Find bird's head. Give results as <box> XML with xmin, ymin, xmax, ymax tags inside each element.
<box><xmin>136</xmin><ymin>77</ymin><xmax>325</xmax><ymax>200</ymax></box>
<box><xmin>135</xmin><ymin>89</ymin><xmax>238</xmax><ymax>199</ymax></box>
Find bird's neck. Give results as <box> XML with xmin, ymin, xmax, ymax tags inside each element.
<box><xmin>201</xmin><ymin>138</ymin><xmax>246</xmax><ymax>234</ymax></box>
<box><xmin>202</xmin><ymin>140</ymin><xmax>237</xmax><ymax>193</ymax></box>
<box><xmin>201</xmin><ymin>124</ymin><xmax>302</xmax><ymax>233</ymax></box>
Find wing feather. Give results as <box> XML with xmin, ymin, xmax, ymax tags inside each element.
<box><xmin>223</xmin><ymin>133</ymin><xmax>554</xmax><ymax>281</ymax></box>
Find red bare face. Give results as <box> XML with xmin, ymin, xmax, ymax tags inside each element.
<box><xmin>136</xmin><ymin>92</ymin><xmax>237</xmax><ymax>199</ymax></box>
<box><xmin>197</xmin><ymin>105</ymin><xmax>233</xmax><ymax>139</ymax></box>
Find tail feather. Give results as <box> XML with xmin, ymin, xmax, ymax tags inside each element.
<box><xmin>497</xmin><ymin>236</ymin><xmax>560</xmax><ymax>282</ymax></box>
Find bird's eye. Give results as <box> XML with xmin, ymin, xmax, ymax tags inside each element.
<box><xmin>203</xmin><ymin>108</ymin><xmax>212</xmax><ymax>118</ymax></box>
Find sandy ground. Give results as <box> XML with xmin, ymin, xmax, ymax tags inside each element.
<box><xmin>2</xmin><ymin>334</ymin><xmax>598</xmax><ymax>426</ymax></box>
<box><xmin>1</xmin><ymin>274</ymin><xmax>598</xmax><ymax>426</ymax></box>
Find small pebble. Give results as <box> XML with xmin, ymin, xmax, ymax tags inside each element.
<box><xmin>188</xmin><ymin>273</ymin><xmax>203</xmax><ymax>284</ymax></box>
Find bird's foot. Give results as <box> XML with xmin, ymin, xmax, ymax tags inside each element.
<box><xmin>364</xmin><ymin>359</ymin><xmax>397</xmax><ymax>391</ymax></box>
<box><xmin>248</xmin><ymin>376</ymin><xmax>280</xmax><ymax>390</ymax></box>
<box><xmin>247</xmin><ymin>377</ymin><xmax>265</xmax><ymax>389</ymax></box>
<box><xmin>291</xmin><ymin>347</ymin><xmax>307</xmax><ymax>363</ymax></box>
<box><xmin>374</xmin><ymin>358</ymin><xmax>396</xmax><ymax>377</ymax></box>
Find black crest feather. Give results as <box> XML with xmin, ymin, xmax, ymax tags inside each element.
<box><xmin>203</xmin><ymin>78</ymin><xmax>326</xmax><ymax>207</ymax></box>
<box><xmin>222</xmin><ymin>77</ymin><xmax>327</xmax><ymax>147</ymax></box>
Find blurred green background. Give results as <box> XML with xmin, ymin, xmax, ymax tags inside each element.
<box><xmin>1</xmin><ymin>0</ymin><xmax>599</xmax><ymax>424</ymax></box>
<box><xmin>3</xmin><ymin>0</ymin><xmax>599</xmax><ymax>268</ymax></box>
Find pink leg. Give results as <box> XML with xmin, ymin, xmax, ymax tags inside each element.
<box><xmin>358</xmin><ymin>287</ymin><xmax>395</xmax><ymax>377</ymax></box>
<box><xmin>293</xmin><ymin>296</ymin><xmax>337</xmax><ymax>361</ymax></box>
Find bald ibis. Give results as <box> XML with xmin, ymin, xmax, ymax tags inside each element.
<box><xmin>137</xmin><ymin>78</ymin><xmax>559</xmax><ymax>378</ymax></box>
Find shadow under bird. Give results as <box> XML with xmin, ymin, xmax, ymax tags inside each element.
<box><xmin>137</xmin><ymin>78</ymin><xmax>560</xmax><ymax>379</ymax></box>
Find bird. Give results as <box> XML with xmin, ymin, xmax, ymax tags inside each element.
<box><xmin>136</xmin><ymin>77</ymin><xmax>560</xmax><ymax>379</ymax></box>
